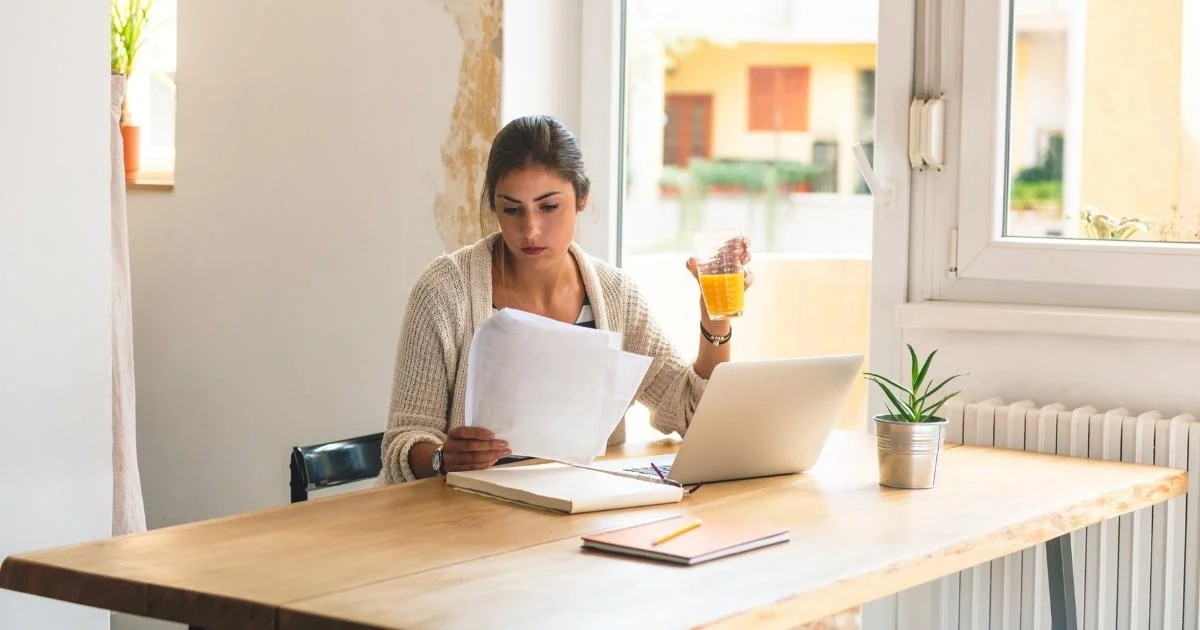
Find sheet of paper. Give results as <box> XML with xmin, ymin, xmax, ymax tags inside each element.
<box><xmin>595</xmin><ymin>351</ymin><xmax>653</xmax><ymax>456</ymax></box>
<box><xmin>465</xmin><ymin>308</ymin><xmax>652</xmax><ymax>465</ymax></box>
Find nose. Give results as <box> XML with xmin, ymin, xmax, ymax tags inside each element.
<box><xmin>520</xmin><ymin>210</ymin><xmax>542</xmax><ymax>241</ymax></box>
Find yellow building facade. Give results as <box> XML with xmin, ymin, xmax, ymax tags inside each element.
<box><xmin>1078</xmin><ymin>0</ymin><xmax>1184</xmax><ymax>228</ymax></box>
<box><xmin>665</xmin><ymin>41</ymin><xmax>876</xmax><ymax>195</ymax></box>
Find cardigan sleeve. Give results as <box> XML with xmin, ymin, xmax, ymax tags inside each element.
<box><xmin>622</xmin><ymin>276</ymin><xmax>708</xmax><ymax>436</ymax></box>
<box><xmin>378</xmin><ymin>257</ymin><xmax>465</xmax><ymax>484</ymax></box>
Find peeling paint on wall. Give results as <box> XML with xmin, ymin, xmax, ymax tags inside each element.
<box><xmin>435</xmin><ymin>0</ymin><xmax>502</xmax><ymax>251</ymax></box>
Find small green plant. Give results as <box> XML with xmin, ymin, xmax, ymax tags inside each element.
<box><xmin>864</xmin><ymin>345</ymin><xmax>965</xmax><ymax>423</ymax></box>
<box><xmin>1010</xmin><ymin>180</ymin><xmax>1063</xmax><ymax>212</ymax></box>
<box><xmin>111</xmin><ymin>0</ymin><xmax>156</xmax><ymax>76</ymax></box>
<box><xmin>111</xmin><ymin>0</ymin><xmax>156</xmax><ymax>122</ymax></box>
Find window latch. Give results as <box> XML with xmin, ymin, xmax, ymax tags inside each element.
<box><xmin>852</xmin><ymin>143</ymin><xmax>895</xmax><ymax>210</ymax></box>
<box><xmin>909</xmin><ymin>96</ymin><xmax>946</xmax><ymax>171</ymax></box>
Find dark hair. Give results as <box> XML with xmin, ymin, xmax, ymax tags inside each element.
<box><xmin>479</xmin><ymin>115</ymin><xmax>592</xmax><ymax>231</ymax></box>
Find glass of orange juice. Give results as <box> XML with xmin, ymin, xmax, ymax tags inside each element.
<box><xmin>693</xmin><ymin>228</ymin><xmax>745</xmax><ymax>320</ymax></box>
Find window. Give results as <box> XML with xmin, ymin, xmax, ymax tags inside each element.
<box><xmin>811</xmin><ymin>140</ymin><xmax>839</xmax><ymax>193</ymax></box>
<box><xmin>921</xmin><ymin>0</ymin><xmax>1200</xmax><ymax>308</ymax></box>
<box><xmin>619</xmin><ymin>0</ymin><xmax>894</xmax><ymax>438</ymax></box>
<box><xmin>748</xmin><ymin>66</ymin><xmax>810</xmax><ymax>132</ymax></box>
<box><xmin>663</xmin><ymin>94</ymin><xmax>713</xmax><ymax>166</ymax></box>
<box><xmin>124</xmin><ymin>0</ymin><xmax>176</xmax><ymax>180</ymax></box>
<box><xmin>857</xmin><ymin>68</ymin><xmax>876</xmax><ymax>140</ymax></box>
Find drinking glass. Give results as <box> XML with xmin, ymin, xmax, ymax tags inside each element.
<box><xmin>693</xmin><ymin>228</ymin><xmax>745</xmax><ymax>320</ymax></box>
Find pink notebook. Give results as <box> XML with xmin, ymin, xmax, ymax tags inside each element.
<box><xmin>580</xmin><ymin>515</ymin><xmax>789</xmax><ymax>565</ymax></box>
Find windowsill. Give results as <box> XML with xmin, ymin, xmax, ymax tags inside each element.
<box><xmin>127</xmin><ymin>176</ymin><xmax>174</xmax><ymax>192</ymax></box>
<box><xmin>896</xmin><ymin>301</ymin><xmax>1200</xmax><ymax>343</ymax></box>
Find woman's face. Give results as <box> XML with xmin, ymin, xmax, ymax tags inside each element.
<box><xmin>493</xmin><ymin>166</ymin><xmax>582</xmax><ymax>271</ymax></box>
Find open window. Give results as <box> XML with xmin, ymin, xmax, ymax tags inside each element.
<box><xmin>919</xmin><ymin>0</ymin><xmax>1200</xmax><ymax>310</ymax></box>
<box><xmin>612</xmin><ymin>0</ymin><xmax>917</xmax><ymax>435</ymax></box>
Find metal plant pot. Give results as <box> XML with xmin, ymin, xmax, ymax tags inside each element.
<box><xmin>874</xmin><ymin>414</ymin><xmax>948</xmax><ymax>489</ymax></box>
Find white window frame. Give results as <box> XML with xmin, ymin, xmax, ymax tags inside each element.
<box><xmin>916</xmin><ymin>0</ymin><xmax>1200</xmax><ymax>311</ymax></box>
<box><xmin>576</xmin><ymin>0</ymin><xmax>624</xmax><ymax>265</ymax></box>
<box><xmin>869</xmin><ymin>0</ymin><xmax>920</xmax><ymax>419</ymax></box>
<box><xmin>503</xmin><ymin>0</ymin><xmax>622</xmax><ymax>263</ymax></box>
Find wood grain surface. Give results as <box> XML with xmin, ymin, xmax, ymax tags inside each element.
<box><xmin>2</xmin><ymin>431</ymin><xmax>1184</xmax><ymax>629</ymax></box>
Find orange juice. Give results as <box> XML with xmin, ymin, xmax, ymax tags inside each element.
<box><xmin>698</xmin><ymin>272</ymin><xmax>745</xmax><ymax>319</ymax></box>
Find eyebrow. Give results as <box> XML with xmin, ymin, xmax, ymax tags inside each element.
<box><xmin>498</xmin><ymin>192</ymin><xmax>562</xmax><ymax>203</ymax></box>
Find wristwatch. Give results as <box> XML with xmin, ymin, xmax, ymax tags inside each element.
<box><xmin>700</xmin><ymin>322</ymin><xmax>733</xmax><ymax>346</ymax></box>
<box><xmin>431</xmin><ymin>446</ymin><xmax>446</xmax><ymax>476</ymax></box>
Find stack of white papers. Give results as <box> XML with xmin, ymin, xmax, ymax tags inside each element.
<box><xmin>464</xmin><ymin>308</ymin><xmax>653</xmax><ymax>465</ymax></box>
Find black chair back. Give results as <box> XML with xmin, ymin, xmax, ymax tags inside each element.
<box><xmin>289</xmin><ymin>432</ymin><xmax>383</xmax><ymax>503</ymax></box>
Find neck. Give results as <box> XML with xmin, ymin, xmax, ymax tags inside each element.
<box><xmin>496</xmin><ymin>242</ymin><xmax>578</xmax><ymax>301</ymax></box>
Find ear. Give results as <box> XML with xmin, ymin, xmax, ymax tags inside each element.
<box><xmin>577</xmin><ymin>195</ymin><xmax>588</xmax><ymax>213</ymax></box>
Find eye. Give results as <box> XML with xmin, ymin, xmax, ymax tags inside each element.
<box><xmin>540</xmin><ymin>204</ymin><xmax>560</xmax><ymax>213</ymax></box>
<box><xmin>502</xmin><ymin>206</ymin><xmax>521</xmax><ymax>216</ymax></box>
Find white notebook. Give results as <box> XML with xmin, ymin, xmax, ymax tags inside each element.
<box><xmin>446</xmin><ymin>462</ymin><xmax>683</xmax><ymax>514</ymax></box>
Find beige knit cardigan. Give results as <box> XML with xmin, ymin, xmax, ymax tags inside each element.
<box><xmin>378</xmin><ymin>233</ymin><xmax>707</xmax><ymax>483</ymax></box>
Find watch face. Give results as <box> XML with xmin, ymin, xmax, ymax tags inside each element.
<box><xmin>433</xmin><ymin>448</ymin><xmax>443</xmax><ymax>474</ymax></box>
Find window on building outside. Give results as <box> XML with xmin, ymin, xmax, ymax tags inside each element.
<box><xmin>748</xmin><ymin>66</ymin><xmax>811</xmax><ymax>132</ymax></box>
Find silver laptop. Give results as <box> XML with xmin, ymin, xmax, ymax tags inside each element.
<box><xmin>595</xmin><ymin>354</ymin><xmax>864</xmax><ymax>485</ymax></box>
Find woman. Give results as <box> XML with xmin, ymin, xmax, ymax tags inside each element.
<box><xmin>379</xmin><ymin>115</ymin><xmax>752</xmax><ymax>483</ymax></box>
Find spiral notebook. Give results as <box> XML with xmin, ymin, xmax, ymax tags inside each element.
<box><xmin>446</xmin><ymin>462</ymin><xmax>684</xmax><ymax>514</ymax></box>
<box><xmin>580</xmin><ymin>516</ymin><xmax>790</xmax><ymax>565</ymax></box>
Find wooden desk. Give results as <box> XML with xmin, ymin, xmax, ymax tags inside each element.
<box><xmin>1</xmin><ymin>431</ymin><xmax>1186</xmax><ymax>629</ymax></box>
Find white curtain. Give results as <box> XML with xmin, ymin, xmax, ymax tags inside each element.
<box><xmin>111</xmin><ymin>73</ymin><xmax>146</xmax><ymax>535</ymax></box>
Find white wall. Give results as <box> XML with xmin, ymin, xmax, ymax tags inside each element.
<box><xmin>501</xmin><ymin>0</ymin><xmax>582</xmax><ymax>130</ymax></box>
<box><xmin>903</xmin><ymin>329</ymin><xmax>1200</xmax><ymax>416</ymax></box>
<box><xmin>127</xmin><ymin>0</ymin><xmax>461</xmax><ymax>530</ymax></box>
<box><xmin>0</xmin><ymin>2</ymin><xmax>113</xmax><ymax>629</ymax></box>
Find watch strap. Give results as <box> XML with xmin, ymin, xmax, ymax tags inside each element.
<box><xmin>432</xmin><ymin>445</ymin><xmax>445</xmax><ymax>476</ymax></box>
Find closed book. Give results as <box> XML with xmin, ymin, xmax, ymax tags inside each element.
<box><xmin>445</xmin><ymin>462</ymin><xmax>683</xmax><ymax>514</ymax></box>
<box><xmin>581</xmin><ymin>516</ymin><xmax>789</xmax><ymax>565</ymax></box>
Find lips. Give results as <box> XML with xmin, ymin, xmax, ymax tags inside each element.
<box><xmin>521</xmin><ymin>247</ymin><xmax>546</xmax><ymax>255</ymax></box>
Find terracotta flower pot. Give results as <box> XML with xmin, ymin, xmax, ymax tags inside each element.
<box><xmin>120</xmin><ymin>124</ymin><xmax>140</xmax><ymax>182</ymax></box>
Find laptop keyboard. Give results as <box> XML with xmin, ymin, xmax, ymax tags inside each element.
<box><xmin>627</xmin><ymin>464</ymin><xmax>672</xmax><ymax>478</ymax></box>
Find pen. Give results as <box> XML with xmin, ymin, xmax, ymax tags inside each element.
<box><xmin>652</xmin><ymin>519</ymin><xmax>702</xmax><ymax>546</ymax></box>
<box><xmin>649</xmin><ymin>462</ymin><xmax>668</xmax><ymax>483</ymax></box>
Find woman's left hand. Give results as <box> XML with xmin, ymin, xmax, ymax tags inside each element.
<box><xmin>685</xmin><ymin>236</ymin><xmax>754</xmax><ymax>289</ymax></box>
<box><xmin>685</xmin><ymin>236</ymin><xmax>753</xmax><ymax>325</ymax></box>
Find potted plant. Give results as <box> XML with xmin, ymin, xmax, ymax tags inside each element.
<box><xmin>1079</xmin><ymin>206</ymin><xmax>1155</xmax><ymax>240</ymax></box>
<box><xmin>111</xmin><ymin>0</ymin><xmax>155</xmax><ymax>182</ymax></box>
<box><xmin>864</xmin><ymin>345</ymin><xmax>964</xmax><ymax>489</ymax></box>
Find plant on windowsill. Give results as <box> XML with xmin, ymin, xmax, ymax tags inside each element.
<box><xmin>111</xmin><ymin>0</ymin><xmax>155</xmax><ymax>183</ymax></box>
<box><xmin>864</xmin><ymin>345</ymin><xmax>965</xmax><ymax>489</ymax></box>
<box><xmin>1079</xmin><ymin>206</ymin><xmax>1155</xmax><ymax>240</ymax></box>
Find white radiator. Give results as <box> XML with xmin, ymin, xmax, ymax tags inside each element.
<box><xmin>862</xmin><ymin>399</ymin><xmax>1199</xmax><ymax>630</ymax></box>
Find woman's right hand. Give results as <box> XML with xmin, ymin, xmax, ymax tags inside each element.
<box><xmin>441</xmin><ymin>426</ymin><xmax>512</xmax><ymax>472</ymax></box>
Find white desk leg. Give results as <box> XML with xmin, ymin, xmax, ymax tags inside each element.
<box><xmin>1046</xmin><ymin>533</ymin><xmax>1080</xmax><ymax>630</ymax></box>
